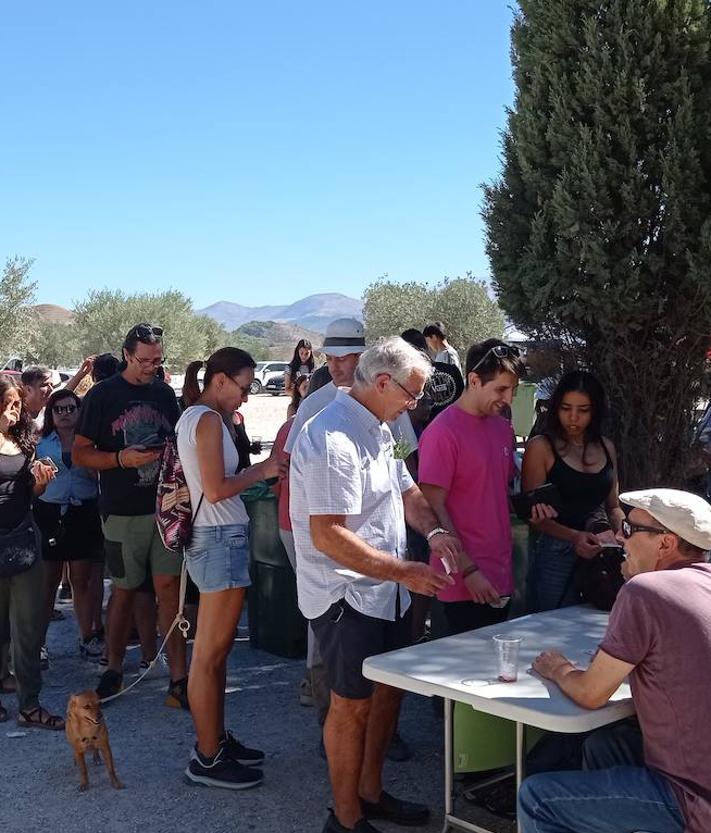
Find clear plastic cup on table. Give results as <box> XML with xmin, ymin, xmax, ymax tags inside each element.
<box><xmin>493</xmin><ymin>634</ymin><xmax>523</xmax><ymax>682</ymax></box>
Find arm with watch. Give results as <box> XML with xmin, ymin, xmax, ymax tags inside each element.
<box><xmin>401</xmin><ymin>484</ymin><xmax>464</xmax><ymax>577</ymax></box>
<box><xmin>418</xmin><ymin>482</ymin><xmax>502</xmax><ymax>605</ymax></box>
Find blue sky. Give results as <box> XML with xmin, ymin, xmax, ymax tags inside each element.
<box><xmin>1</xmin><ymin>2</ymin><xmax>516</xmax><ymax>310</ymax></box>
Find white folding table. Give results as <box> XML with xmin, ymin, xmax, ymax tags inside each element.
<box><xmin>362</xmin><ymin>605</ymin><xmax>635</xmax><ymax>833</ymax></box>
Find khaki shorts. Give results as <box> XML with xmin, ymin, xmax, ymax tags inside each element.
<box><xmin>102</xmin><ymin>514</ymin><xmax>181</xmax><ymax>590</ymax></box>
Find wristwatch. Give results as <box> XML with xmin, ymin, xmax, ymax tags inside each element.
<box><xmin>426</xmin><ymin>527</ymin><xmax>450</xmax><ymax>542</ymax></box>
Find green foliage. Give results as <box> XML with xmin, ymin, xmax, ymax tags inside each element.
<box><xmin>27</xmin><ymin>320</ymin><xmax>82</xmax><ymax>368</ymax></box>
<box><xmin>362</xmin><ymin>274</ymin><xmax>505</xmax><ymax>351</ymax></box>
<box><xmin>0</xmin><ymin>257</ymin><xmax>37</xmax><ymax>360</ymax></box>
<box><xmin>224</xmin><ymin>327</ymin><xmax>270</xmax><ymax>361</ymax></box>
<box><xmin>483</xmin><ymin>0</ymin><xmax>711</xmax><ymax>486</ymax></box>
<box><xmin>72</xmin><ymin>288</ymin><xmax>229</xmax><ymax>372</ymax></box>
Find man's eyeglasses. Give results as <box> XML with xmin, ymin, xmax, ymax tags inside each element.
<box><xmin>388</xmin><ymin>377</ymin><xmax>425</xmax><ymax>409</ymax></box>
<box><xmin>470</xmin><ymin>343</ymin><xmax>521</xmax><ymax>374</ymax></box>
<box><xmin>131</xmin><ymin>323</ymin><xmax>164</xmax><ymax>342</ymax></box>
<box><xmin>131</xmin><ymin>356</ymin><xmax>165</xmax><ymax>368</ymax></box>
<box><xmin>52</xmin><ymin>404</ymin><xmax>77</xmax><ymax>415</ymax></box>
<box><xmin>621</xmin><ymin>520</ymin><xmax>667</xmax><ymax>539</ymax></box>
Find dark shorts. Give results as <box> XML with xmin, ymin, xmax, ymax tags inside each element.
<box><xmin>310</xmin><ymin>599</ymin><xmax>412</xmax><ymax>700</ymax></box>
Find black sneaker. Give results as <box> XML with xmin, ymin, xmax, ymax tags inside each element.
<box><xmin>221</xmin><ymin>730</ymin><xmax>265</xmax><ymax>765</ymax></box>
<box><xmin>185</xmin><ymin>746</ymin><xmax>263</xmax><ymax>790</ymax></box>
<box><xmin>322</xmin><ymin>810</ymin><xmax>382</xmax><ymax>833</ymax></box>
<box><xmin>96</xmin><ymin>669</ymin><xmax>123</xmax><ymax>701</ymax></box>
<box><xmin>165</xmin><ymin>677</ymin><xmax>190</xmax><ymax>711</ymax></box>
<box><xmin>361</xmin><ymin>791</ymin><xmax>430</xmax><ymax>826</ymax></box>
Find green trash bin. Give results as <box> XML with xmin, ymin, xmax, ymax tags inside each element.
<box><xmin>244</xmin><ymin>489</ymin><xmax>306</xmax><ymax>658</ymax></box>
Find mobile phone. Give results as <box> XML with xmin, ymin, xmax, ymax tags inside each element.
<box><xmin>36</xmin><ymin>457</ymin><xmax>59</xmax><ymax>474</ymax></box>
<box><xmin>511</xmin><ymin>483</ymin><xmax>562</xmax><ymax>521</ymax></box>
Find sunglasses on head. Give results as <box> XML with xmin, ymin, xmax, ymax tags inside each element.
<box><xmin>470</xmin><ymin>343</ymin><xmax>521</xmax><ymax>374</ymax></box>
<box><xmin>52</xmin><ymin>404</ymin><xmax>77</xmax><ymax>415</ymax></box>
<box><xmin>131</xmin><ymin>323</ymin><xmax>164</xmax><ymax>342</ymax></box>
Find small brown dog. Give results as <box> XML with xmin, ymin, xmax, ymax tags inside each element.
<box><xmin>66</xmin><ymin>690</ymin><xmax>123</xmax><ymax>791</ymax></box>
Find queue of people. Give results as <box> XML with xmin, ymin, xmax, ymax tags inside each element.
<box><xmin>1</xmin><ymin>318</ymin><xmax>710</xmax><ymax>833</ymax></box>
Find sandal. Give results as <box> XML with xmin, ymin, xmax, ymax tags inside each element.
<box><xmin>17</xmin><ymin>706</ymin><xmax>65</xmax><ymax>731</ymax></box>
<box><xmin>0</xmin><ymin>701</ymin><xmax>7</xmax><ymax>723</ymax></box>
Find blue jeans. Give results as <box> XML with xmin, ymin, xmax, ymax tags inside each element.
<box><xmin>186</xmin><ymin>523</ymin><xmax>251</xmax><ymax>593</ymax></box>
<box><xmin>526</xmin><ymin>533</ymin><xmax>580</xmax><ymax>612</ymax></box>
<box><xmin>518</xmin><ymin>765</ymin><xmax>684</xmax><ymax>832</ymax></box>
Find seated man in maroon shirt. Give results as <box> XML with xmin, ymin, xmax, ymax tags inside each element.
<box><xmin>518</xmin><ymin>488</ymin><xmax>711</xmax><ymax>833</ymax></box>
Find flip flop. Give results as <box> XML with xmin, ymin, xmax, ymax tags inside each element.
<box><xmin>17</xmin><ymin>706</ymin><xmax>65</xmax><ymax>731</ymax></box>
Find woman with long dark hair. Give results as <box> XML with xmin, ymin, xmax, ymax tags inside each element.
<box><xmin>0</xmin><ymin>374</ymin><xmax>61</xmax><ymax>728</ymax></box>
<box><xmin>284</xmin><ymin>339</ymin><xmax>314</xmax><ymax>395</ymax></box>
<box><xmin>178</xmin><ymin>348</ymin><xmax>282</xmax><ymax>790</ymax></box>
<box><xmin>35</xmin><ymin>389</ymin><xmax>104</xmax><ymax>661</ymax></box>
<box><xmin>521</xmin><ymin>370</ymin><xmax>624</xmax><ymax>611</ymax></box>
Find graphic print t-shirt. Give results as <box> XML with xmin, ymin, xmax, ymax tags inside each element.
<box><xmin>77</xmin><ymin>374</ymin><xmax>180</xmax><ymax>516</ymax></box>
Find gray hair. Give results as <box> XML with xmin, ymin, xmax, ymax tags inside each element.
<box><xmin>354</xmin><ymin>336</ymin><xmax>432</xmax><ymax>387</ymax></box>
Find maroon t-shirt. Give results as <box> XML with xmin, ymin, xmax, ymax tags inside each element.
<box><xmin>601</xmin><ymin>562</ymin><xmax>711</xmax><ymax>833</ymax></box>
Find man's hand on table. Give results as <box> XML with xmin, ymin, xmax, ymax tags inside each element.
<box><xmin>533</xmin><ymin>650</ymin><xmax>576</xmax><ymax>682</ymax></box>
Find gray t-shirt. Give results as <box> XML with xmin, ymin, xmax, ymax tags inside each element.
<box><xmin>601</xmin><ymin>562</ymin><xmax>711</xmax><ymax>832</ymax></box>
<box><xmin>435</xmin><ymin>345</ymin><xmax>462</xmax><ymax>372</ymax></box>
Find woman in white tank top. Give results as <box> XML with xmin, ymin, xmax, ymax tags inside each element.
<box><xmin>177</xmin><ymin>348</ymin><xmax>281</xmax><ymax>791</ymax></box>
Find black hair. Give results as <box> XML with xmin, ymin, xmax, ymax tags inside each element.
<box><xmin>288</xmin><ymin>339</ymin><xmax>314</xmax><ymax>378</ymax></box>
<box><xmin>290</xmin><ymin>373</ymin><xmax>310</xmax><ymax>413</ymax></box>
<box><xmin>544</xmin><ymin>370</ymin><xmax>607</xmax><ymax>460</ymax></box>
<box><xmin>183</xmin><ymin>347</ymin><xmax>256</xmax><ymax>407</ymax></box>
<box><xmin>92</xmin><ymin>353</ymin><xmax>120</xmax><ymax>383</ymax></box>
<box><xmin>400</xmin><ymin>328</ymin><xmax>429</xmax><ymax>354</ymax></box>
<box><xmin>21</xmin><ymin>366</ymin><xmax>51</xmax><ymax>387</ymax></box>
<box><xmin>0</xmin><ymin>374</ymin><xmax>36</xmax><ymax>457</ymax></box>
<box><xmin>423</xmin><ymin>322</ymin><xmax>447</xmax><ymax>340</ymax></box>
<box><xmin>122</xmin><ymin>323</ymin><xmax>163</xmax><ymax>355</ymax></box>
<box><xmin>42</xmin><ymin>389</ymin><xmax>81</xmax><ymax>438</ymax></box>
<box><xmin>465</xmin><ymin>339</ymin><xmax>525</xmax><ymax>385</ymax></box>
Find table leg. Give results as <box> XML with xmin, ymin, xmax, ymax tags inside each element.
<box><xmin>515</xmin><ymin>722</ymin><xmax>525</xmax><ymax>833</ymax></box>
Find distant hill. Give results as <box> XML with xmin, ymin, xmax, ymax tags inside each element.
<box><xmin>199</xmin><ymin>292</ymin><xmax>363</xmax><ymax>333</ymax></box>
<box><xmin>34</xmin><ymin>304</ymin><xmax>74</xmax><ymax>323</ymax></box>
<box><xmin>235</xmin><ymin>320</ymin><xmax>323</xmax><ymax>360</ymax></box>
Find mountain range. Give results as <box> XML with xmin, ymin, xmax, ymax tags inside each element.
<box><xmin>198</xmin><ymin>292</ymin><xmax>363</xmax><ymax>333</ymax></box>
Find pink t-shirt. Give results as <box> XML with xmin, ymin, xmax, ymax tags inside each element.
<box><xmin>418</xmin><ymin>405</ymin><xmax>515</xmax><ymax>601</ymax></box>
<box><xmin>601</xmin><ymin>563</ymin><xmax>711</xmax><ymax>833</ymax></box>
<box><xmin>273</xmin><ymin>418</ymin><xmax>294</xmax><ymax>532</ymax></box>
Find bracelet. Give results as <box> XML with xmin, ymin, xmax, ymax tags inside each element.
<box><xmin>116</xmin><ymin>450</ymin><xmax>124</xmax><ymax>469</ymax></box>
<box><xmin>461</xmin><ymin>563</ymin><xmax>480</xmax><ymax>579</ymax></box>
<box><xmin>426</xmin><ymin>526</ymin><xmax>450</xmax><ymax>542</ymax></box>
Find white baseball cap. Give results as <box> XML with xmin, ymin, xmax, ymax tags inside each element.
<box><xmin>319</xmin><ymin>318</ymin><xmax>366</xmax><ymax>357</ymax></box>
<box><xmin>620</xmin><ymin>488</ymin><xmax>711</xmax><ymax>550</ymax></box>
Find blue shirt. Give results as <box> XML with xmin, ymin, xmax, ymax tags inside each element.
<box><xmin>36</xmin><ymin>432</ymin><xmax>98</xmax><ymax>505</ymax></box>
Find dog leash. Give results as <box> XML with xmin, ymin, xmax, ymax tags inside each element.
<box><xmin>99</xmin><ymin>559</ymin><xmax>191</xmax><ymax>705</ymax></box>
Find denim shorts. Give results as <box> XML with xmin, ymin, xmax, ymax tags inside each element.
<box><xmin>185</xmin><ymin>523</ymin><xmax>251</xmax><ymax>593</ymax></box>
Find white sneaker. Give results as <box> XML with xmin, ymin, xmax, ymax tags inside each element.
<box><xmin>135</xmin><ymin>654</ymin><xmax>169</xmax><ymax>678</ymax></box>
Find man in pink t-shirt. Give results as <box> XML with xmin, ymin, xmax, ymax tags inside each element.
<box><xmin>419</xmin><ymin>339</ymin><xmax>524</xmax><ymax>637</ymax></box>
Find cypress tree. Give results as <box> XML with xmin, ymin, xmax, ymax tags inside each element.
<box><xmin>484</xmin><ymin>0</ymin><xmax>711</xmax><ymax>486</ymax></box>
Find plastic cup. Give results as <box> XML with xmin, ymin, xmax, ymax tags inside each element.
<box><xmin>493</xmin><ymin>635</ymin><xmax>522</xmax><ymax>682</ymax></box>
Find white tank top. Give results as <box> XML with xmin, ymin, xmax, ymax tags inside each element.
<box><xmin>175</xmin><ymin>405</ymin><xmax>249</xmax><ymax>528</ymax></box>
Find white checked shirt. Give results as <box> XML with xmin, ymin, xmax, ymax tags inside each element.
<box><xmin>289</xmin><ymin>390</ymin><xmax>414</xmax><ymax>621</ymax></box>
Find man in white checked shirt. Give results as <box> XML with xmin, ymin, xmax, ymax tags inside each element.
<box><xmin>290</xmin><ymin>337</ymin><xmax>464</xmax><ymax>833</ymax></box>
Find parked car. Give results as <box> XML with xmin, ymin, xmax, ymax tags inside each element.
<box><xmin>265</xmin><ymin>375</ymin><xmax>286</xmax><ymax>396</ymax></box>
<box><xmin>250</xmin><ymin>361</ymin><xmax>288</xmax><ymax>394</ymax></box>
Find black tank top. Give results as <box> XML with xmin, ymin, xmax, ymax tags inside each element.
<box><xmin>545</xmin><ymin>436</ymin><xmax>614</xmax><ymax>531</ymax></box>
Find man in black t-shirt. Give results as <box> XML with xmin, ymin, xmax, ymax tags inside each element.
<box><xmin>73</xmin><ymin>324</ymin><xmax>187</xmax><ymax>707</ymax></box>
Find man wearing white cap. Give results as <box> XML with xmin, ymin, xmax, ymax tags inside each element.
<box><xmin>518</xmin><ymin>488</ymin><xmax>711</xmax><ymax>833</ymax></box>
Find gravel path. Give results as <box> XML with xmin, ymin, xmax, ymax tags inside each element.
<box><xmin>1</xmin><ymin>598</ymin><xmax>513</xmax><ymax>833</ymax></box>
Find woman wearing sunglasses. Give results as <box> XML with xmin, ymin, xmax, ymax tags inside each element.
<box><xmin>521</xmin><ymin>370</ymin><xmax>624</xmax><ymax>611</ymax></box>
<box><xmin>35</xmin><ymin>389</ymin><xmax>105</xmax><ymax>660</ymax></box>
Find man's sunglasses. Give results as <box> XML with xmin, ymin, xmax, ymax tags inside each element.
<box><xmin>470</xmin><ymin>344</ymin><xmax>521</xmax><ymax>374</ymax></box>
<box><xmin>131</xmin><ymin>323</ymin><xmax>164</xmax><ymax>342</ymax></box>
<box><xmin>52</xmin><ymin>404</ymin><xmax>78</xmax><ymax>415</ymax></box>
<box><xmin>621</xmin><ymin>520</ymin><xmax>667</xmax><ymax>539</ymax></box>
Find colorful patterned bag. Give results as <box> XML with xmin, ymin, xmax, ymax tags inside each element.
<box><xmin>156</xmin><ymin>434</ymin><xmax>203</xmax><ymax>553</ymax></box>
